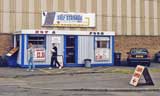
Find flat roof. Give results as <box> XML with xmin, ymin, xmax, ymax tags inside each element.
<box><xmin>14</xmin><ymin>29</ymin><xmax>115</xmax><ymax>36</ymax></box>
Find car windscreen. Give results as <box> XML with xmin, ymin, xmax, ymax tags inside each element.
<box><xmin>130</xmin><ymin>49</ymin><xmax>148</xmax><ymax>54</ymax></box>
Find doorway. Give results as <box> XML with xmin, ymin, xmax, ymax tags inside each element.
<box><xmin>64</xmin><ymin>35</ymin><xmax>77</xmax><ymax>64</ymax></box>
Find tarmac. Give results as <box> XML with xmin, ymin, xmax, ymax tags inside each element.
<box><xmin>0</xmin><ymin>65</ymin><xmax>160</xmax><ymax>92</ymax></box>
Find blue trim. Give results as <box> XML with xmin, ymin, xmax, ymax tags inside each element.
<box><xmin>64</xmin><ymin>35</ymin><xmax>78</xmax><ymax>67</ymax></box>
<box><xmin>21</xmin><ymin>64</ymin><xmax>50</xmax><ymax>68</ymax></box>
<box><xmin>21</xmin><ymin>63</ymin><xmax>80</xmax><ymax>68</ymax></box>
<box><xmin>63</xmin><ymin>36</ymin><xmax>67</xmax><ymax>66</ymax></box>
<box><xmin>64</xmin><ymin>63</ymin><xmax>113</xmax><ymax>67</ymax></box>
<box><xmin>21</xmin><ymin>34</ymin><xmax>25</xmax><ymax>66</ymax></box>
<box><xmin>44</xmin><ymin>35</ymin><xmax>46</xmax><ymax>49</ymax></box>
<box><xmin>91</xmin><ymin>63</ymin><xmax>113</xmax><ymax>67</ymax></box>
<box><xmin>26</xmin><ymin>34</ymin><xmax>28</xmax><ymax>48</ymax></box>
<box><xmin>62</xmin><ymin>64</ymin><xmax>84</xmax><ymax>67</ymax></box>
<box><xmin>75</xmin><ymin>36</ymin><xmax>78</xmax><ymax>64</ymax></box>
<box><xmin>112</xmin><ymin>36</ymin><xmax>115</xmax><ymax>65</ymax></box>
<box><xmin>20</xmin><ymin>63</ymin><xmax>113</xmax><ymax>68</ymax></box>
<box><xmin>94</xmin><ymin>36</ymin><xmax>96</xmax><ymax>61</ymax></box>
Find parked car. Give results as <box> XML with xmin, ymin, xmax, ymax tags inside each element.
<box><xmin>127</xmin><ymin>48</ymin><xmax>151</xmax><ymax>67</ymax></box>
<box><xmin>155</xmin><ymin>51</ymin><xmax>160</xmax><ymax>63</ymax></box>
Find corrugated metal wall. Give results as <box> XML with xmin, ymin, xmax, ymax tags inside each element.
<box><xmin>78</xmin><ymin>36</ymin><xmax>94</xmax><ymax>64</ymax></box>
<box><xmin>0</xmin><ymin>0</ymin><xmax>160</xmax><ymax>35</ymax></box>
<box><xmin>78</xmin><ymin>36</ymin><xmax>113</xmax><ymax>64</ymax></box>
<box><xmin>45</xmin><ymin>35</ymin><xmax>64</xmax><ymax>65</ymax></box>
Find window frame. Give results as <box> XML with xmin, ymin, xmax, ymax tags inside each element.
<box><xmin>94</xmin><ymin>36</ymin><xmax>110</xmax><ymax>62</ymax></box>
<box><xmin>27</xmin><ymin>34</ymin><xmax>46</xmax><ymax>48</ymax></box>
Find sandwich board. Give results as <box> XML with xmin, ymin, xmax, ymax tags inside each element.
<box><xmin>130</xmin><ymin>65</ymin><xmax>154</xmax><ymax>86</ymax></box>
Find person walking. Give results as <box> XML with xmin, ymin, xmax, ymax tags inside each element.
<box><xmin>49</xmin><ymin>43</ymin><xmax>62</xmax><ymax>69</ymax></box>
<box><xmin>27</xmin><ymin>42</ymin><xmax>35</xmax><ymax>71</ymax></box>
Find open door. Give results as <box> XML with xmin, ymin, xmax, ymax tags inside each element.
<box><xmin>65</xmin><ymin>35</ymin><xmax>77</xmax><ymax>64</ymax></box>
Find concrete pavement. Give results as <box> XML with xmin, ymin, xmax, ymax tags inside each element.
<box><xmin>0</xmin><ymin>65</ymin><xmax>159</xmax><ymax>92</ymax></box>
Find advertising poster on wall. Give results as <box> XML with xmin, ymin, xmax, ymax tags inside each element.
<box><xmin>42</xmin><ymin>11</ymin><xmax>95</xmax><ymax>27</ymax></box>
<box><xmin>95</xmin><ymin>48</ymin><xmax>110</xmax><ymax>61</ymax></box>
<box><xmin>33</xmin><ymin>48</ymin><xmax>46</xmax><ymax>61</ymax></box>
<box><xmin>95</xmin><ymin>36</ymin><xmax>110</xmax><ymax>61</ymax></box>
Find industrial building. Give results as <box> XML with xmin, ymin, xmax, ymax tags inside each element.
<box><xmin>0</xmin><ymin>0</ymin><xmax>160</xmax><ymax>61</ymax></box>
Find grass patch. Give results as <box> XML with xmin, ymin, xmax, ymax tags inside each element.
<box><xmin>150</xmin><ymin>69</ymin><xmax>160</xmax><ymax>73</ymax></box>
<box><xmin>109</xmin><ymin>69</ymin><xmax>134</xmax><ymax>74</ymax></box>
<box><xmin>100</xmin><ymin>68</ymin><xmax>160</xmax><ymax>74</ymax></box>
<box><xmin>100</xmin><ymin>68</ymin><xmax>134</xmax><ymax>74</ymax></box>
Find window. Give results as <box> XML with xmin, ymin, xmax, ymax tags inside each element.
<box><xmin>95</xmin><ymin>37</ymin><xmax>110</xmax><ymax>48</ymax></box>
<box><xmin>95</xmin><ymin>37</ymin><xmax>110</xmax><ymax>61</ymax></box>
<box><xmin>28</xmin><ymin>35</ymin><xmax>46</xmax><ymax>48</ymax></box>
<box><xmin>28</xmin><ymin>35</ymin><xmax>46</xmax><ymax>62</ymax></box>
<box><xmin>96</xmin><ymin>41</ymin><xmax>108</xmax><ymax>48</ymax></box>
<box><xmin>130</xmin><ymin>48</ymin><xmax>148</xmax><ymax>54</ymax></box>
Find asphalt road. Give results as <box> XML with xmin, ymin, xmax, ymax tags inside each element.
<box><xmin>0</xmin><ymin>63</ymin><xmax>159</xmax><ymax>96</ymax></box>
<box><xmin>0</xmin><ymin>72</ymin><xmax>159</xmax><ymax>96</ymax></box>
<box><xmin>0</xmin><ymin>83</ymin><xmax>159</xmax><ymax>96</ymax></box>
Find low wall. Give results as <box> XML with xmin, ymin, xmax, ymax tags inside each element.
<box><xmin>0</xmin><ymin>33</ymin><xmax>12</xmax><ymax>56</ymax></box>
<box><xmin>115</xmin><ymin>36</ymin><xmax>160</xmax><ymax>60</ymax></box>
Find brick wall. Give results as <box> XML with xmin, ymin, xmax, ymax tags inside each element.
<box><xmin>115</xmin><ymin>36</ymin><xmax>160</xmax><ymax>61</ymax></box>
<box><xmin>0</xmin><ymin>34</ymin><xmax>12</xmax><ymax>56</ymax></box>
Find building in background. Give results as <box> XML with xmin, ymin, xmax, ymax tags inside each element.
<box><xmin>0</xmin><ymin>0</ymin><xmax>160</xmax><ymax>60</ymax></box>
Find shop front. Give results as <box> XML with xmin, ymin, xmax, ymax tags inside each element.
<box><xmin>12</xmin><ymin>29</ymin><xmax>115</xmax><ymax>67</ymax></box>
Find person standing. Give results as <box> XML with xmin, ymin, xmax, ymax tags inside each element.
<box><xmin>27</xmin><ymin>42</ymin><xmax>35</xmax><ymax>71</ymax></box>
<box><xmin>49</xmin><ymin>43</ymin><xmax>62</xmax><ymax>69</ymax></box>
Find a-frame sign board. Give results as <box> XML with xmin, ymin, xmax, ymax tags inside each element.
<box><xmin>130</xmin><ymin>65</ymin><xmax>154</xmax><ymax>86</ymax></box>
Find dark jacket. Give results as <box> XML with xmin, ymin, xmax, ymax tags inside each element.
<box><xmin>52</xmin><ymin>46</ymin><xmax>57</xmax><ymax>57</ymax></box>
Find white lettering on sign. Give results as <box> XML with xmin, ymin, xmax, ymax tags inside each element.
<box><xmin>34</xmin><ymin>48</ymin><xmax>46</xmax><ymax>61</ymax></box>
<box><xmin>130</xmin><ymin>65</ymin><xmax>145</xmax><ymax>86</ymax></box>
<box><xmin>57</xmin><ymin>14</ymin><xmax>82</xmax><ymax>21</ymax></box>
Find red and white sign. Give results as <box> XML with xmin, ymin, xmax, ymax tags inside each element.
<box><xmin>130</xmin><ymin>65</ymin><xmax>145</xmax><ymax>86</ymax></box>
<box><xmin>34</xmin><ymin>48</ymin><xmax>46</xmax><ymax>61</ymax></box>
<box><xmin>95</xmin><ymin>48</ymin><xmax>110</xmax><ymax>61</ymax></box>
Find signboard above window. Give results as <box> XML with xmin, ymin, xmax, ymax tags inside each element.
<box><xmin>42</xmin><ymin>11</ymin><xmax>96</xmax><ymax>27</ymax></box>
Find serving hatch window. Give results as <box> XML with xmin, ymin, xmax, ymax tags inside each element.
<box><xmin>28</xmin><ymin>35</ymin><xmax>46</xmax><ymax>48</ymax></box>
<box><xmin>27</xmin><ymin>35</ymin><xmax>46</xmax><ymax>61</ymax></box>
<box><xmin>95</xmin><ymin>37</ymin><xmax>110</xmax><ymax>61</ymax></box>
<box><xmin>95</xmin><ymin>37</ymin><xmax>110</xmax><ymax>48</ymax></box>
<box><xmin>96</xmin><ymin>41</ymin><xmax>108</xmax><ymax>48</ymax></box>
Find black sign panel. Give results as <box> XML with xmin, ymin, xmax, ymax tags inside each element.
<box><xmin>143</xmin><ymin>68</ymin><xmax>154</xmax><ymax>85</ymax></box>
<box><xmin>130</xmin><ymin>65</ymin><xmax>154</xmax><ymax>86</ymax></box>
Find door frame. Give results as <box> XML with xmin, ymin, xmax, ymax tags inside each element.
<box><xmin>64</xmin><ymin>35</ymin><xmax>78</xmax><ymax>67</ymax></box>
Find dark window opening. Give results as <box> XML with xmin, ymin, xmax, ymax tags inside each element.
<box><xmin>28</xmin><ymin>35</ymin><xmax>46</xmax><ymax>48</ymax></box>
<box><xmin>66</xmin><ymin>36</ymin><xmax>76</xmax><ymax>64</ymax></box>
